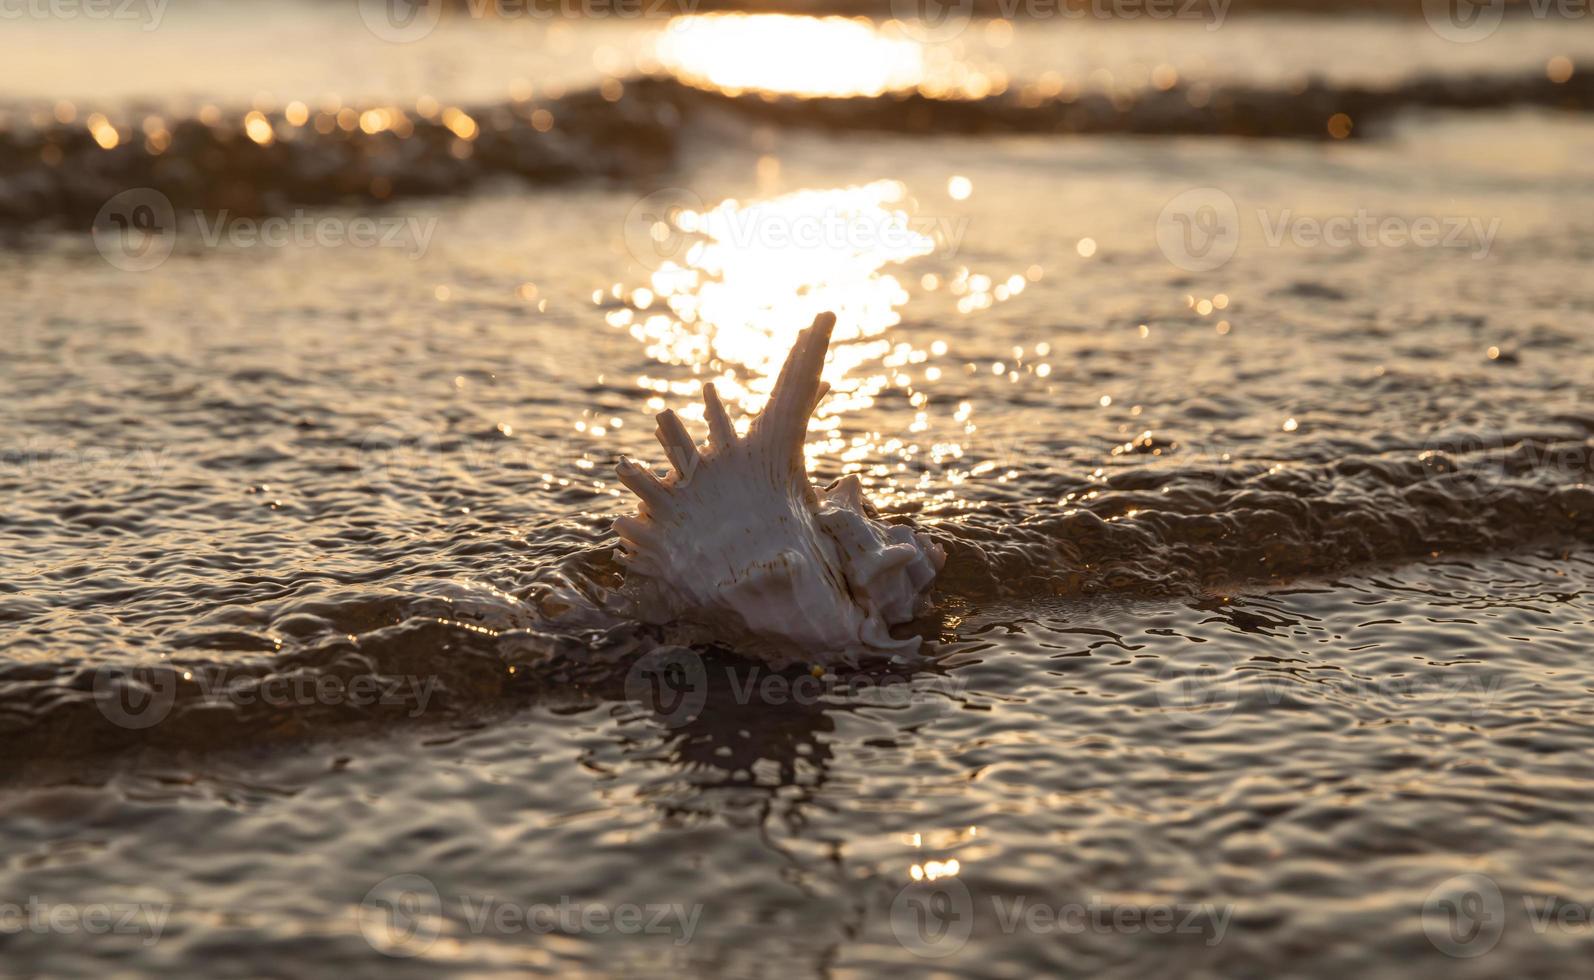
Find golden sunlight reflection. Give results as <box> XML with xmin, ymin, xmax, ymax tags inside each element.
<box><xmin>656</xmin><ymin>15</ymin><xmax>925</xmax><ymax>98</ymax></box>
<box><xmin>617</xmin><ymin>181</ymin><xmax>934</xmax><ymax>414</ymax></box>
<box><xmin>910</xmin><ymin>859</ymin><xmax>961</xmax><ymax>882</ymax></box>
<box><xmin>609</xmin><ymin>181</ymin><xmax>961</xmax><ymax>499</ymax></box>
<box><xmin>611</xmin><ymin>182</ymin><xmax>1039</xmax><ymax>507</ymax></box>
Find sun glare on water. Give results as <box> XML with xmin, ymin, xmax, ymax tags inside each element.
<box><xmin>619</xmin><ymin>181</ymin><xmax>934</xmax><ymax>412</ymax></box>
<box><xmin>605</xmin><ymin>181</ymin><xmax>967</xmax><ymax>493</ymax></box>
<box><xmin>605</xmin><ymin>176</ymin><xmax>1039</xmax><ymax>503</ymax></box>
<box><xmin>655</xmin><ymin>15</ymin><xmax>925</xmax><ymax>98</ymax></box>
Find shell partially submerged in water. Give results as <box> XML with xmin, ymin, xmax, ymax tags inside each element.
<box><xmin>613</xmin><ymin>313</ymin><xmax>944</xmax><ymax>656</ymax></box>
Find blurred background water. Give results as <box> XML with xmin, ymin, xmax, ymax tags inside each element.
<box><xmin>2</xmin><ymin>1</ymin><xmax>1593</xmax><ymax>975</ymax></box>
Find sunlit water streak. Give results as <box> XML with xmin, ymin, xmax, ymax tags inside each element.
<box><xmin>616</xmin><ymin>182</ymin><xmax>927</xmax><ymax>463</ymax></box>
<box><xmin>607</xmin><ymin>179</ymin><xmax>1032</xmax><ymax>502</ymax></box>
<box><xmin>655</xmin><ymin>15</ymin><xmax>926</xmax><ymax>98</ymax></box>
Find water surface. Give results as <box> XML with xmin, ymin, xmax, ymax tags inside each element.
<box><xmin>3</xmin><ymin>10</ymin><xmax>1594</xmax><ymax>977</ymax></box>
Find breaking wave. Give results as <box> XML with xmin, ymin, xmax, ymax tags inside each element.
<box><xmin>5</xmin><ymin>423</ymin><xmax>1588</xmax><ymax>770</ymax></box>
<box><xmin>3</xmin><ymin>65</ymin><xmax>1591</xmax><ymax>228</ymax></box>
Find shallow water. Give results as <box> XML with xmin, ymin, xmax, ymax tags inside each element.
<box><xmin>5</xmin><ymin>2</ymin><xmax>1593</xmax><ymax>109</ymax></box>
<box><xmin>4</xmin><ymin>9</ymin><xmax>1594</xmax><ymax>977</ymax></box>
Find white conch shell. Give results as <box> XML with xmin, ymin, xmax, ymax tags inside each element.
<box><xmin>613</xmin><ymin>312</ymin><xmax>944</xmax><ymax>656</ymax></box>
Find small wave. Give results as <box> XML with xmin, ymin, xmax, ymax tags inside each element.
<box><xmin>3</xmin><ymin>65</ymin><xmax>1591</xmax><ymax>229</ymax></box>
<box><xmin>653</xmin><ymin>64</ymin><xmax>1594</xmax><ymax>139</ymax></box>
<box><xmin>930</xmin><ymin>432</ymin><xmax>1594</xmax><ymax>599</ymax></box>
<box><xmin>0</xmin><ymin>87</ymin><xmax>680</xmax><ymax>229</ymax></box>
<box><xmin>4</xmin><ymin>429</ymin><xmax>1588</xmax><ymax>771</ymax></box>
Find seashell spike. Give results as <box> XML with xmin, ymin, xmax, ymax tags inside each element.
<box><xmin>613</xmin><ymin>312</ymin><xmax>944</xmax><ymax>657</ymax></box>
